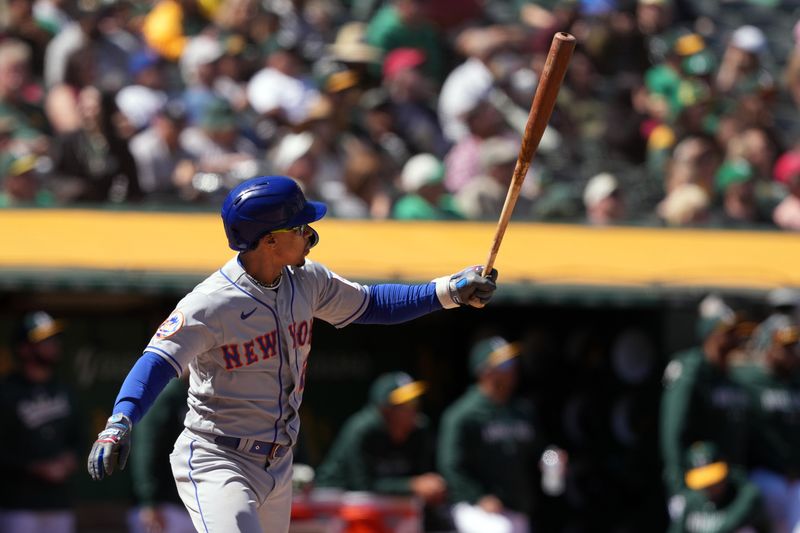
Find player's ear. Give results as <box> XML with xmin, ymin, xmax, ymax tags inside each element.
<box><xmin>262</xmin><ymin>234</ymin><xmax>277</xmax><ymax>248</ymax></box>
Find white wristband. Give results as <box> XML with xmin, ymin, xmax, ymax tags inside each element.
<box><xmin>433</xmin><ymin>275</ymin><xmax>459</xmax><ymax>309</ymax></box>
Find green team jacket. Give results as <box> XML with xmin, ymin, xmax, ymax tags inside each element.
<box><xmin>731</xmin><ymin>363</ymin><xmax>800</xmax><ymax>475</ymax></box>
<box><xmin>668</xmin><ymin>468</ymin><xmax>768</xmax><ymax>533</ymax></box>
<box><xmin>437</xmin><ymin>386</ymin><xmax>540</xmax><ymax>514</ymax></box>
<box><xmin>315</xmin><ymin>406</ymin><xmax>436</xmax><ymax>494</ymax></box>
<box><xmin>0</xmin><ymin>372</ymin><xmax>84</xmax><ymax>510</ymax></box>
<box><xmin>130</xmin><ymin>377</ymin><xmax>189</xmax><ymax>506</ymax></box>
<box><xmin>660</xmin><ymin>348</ymin><xmax>750</xmax><ymax>494</ymax></box>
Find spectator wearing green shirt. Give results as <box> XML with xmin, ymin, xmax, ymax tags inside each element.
<box><xmin>365</xmin><ymin>0</ymin><xmax>445</xmax><ymax>82</ymax></box>
<box><xmin>660</xmin><ymin>295</ymin><xmax>752</xmax><ymax>497</ymax></box>
<box><xmin>438</xmin><ymin>336</ymin><xmax>550</xmax><ymax>533</ymax></box>
<box><xmin>392</xmin><ymin>153</ymin><xmax>462</xmax><ymax>220</ymax></box>
<box><xmin>0</xmin><ymin>153</ymin><xmax>56</xmax><ymax>207</ymax></box>
<box><xmin>314</xmin><ymin>371</ymin><xmax>450</xmax><ymax>531</ymax></box>
<box><xmin>732</xmin><ymin>315</ymin><xmax>800</xmax><ymax>533</ymax></box>
<box><xmin>668</xmin><ymin>441</ymin><xmax>768</xmax><ymax>533</ymax></box>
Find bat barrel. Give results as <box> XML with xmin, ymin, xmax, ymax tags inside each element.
<box><xmin>483</xmin><ymin>32</ymin><xmax>576</xmax><ymax>275</ymax></box>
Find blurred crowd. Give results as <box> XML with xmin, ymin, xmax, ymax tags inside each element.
<box><xmin>2</xmin><ymin>0</ymin><xmax>800</xmax><ymax>228</ymax></box>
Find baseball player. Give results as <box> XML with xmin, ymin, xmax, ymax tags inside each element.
<box><xmin>437</xmin><ymin>336</ymin><xmax>546</xmax><ymax>533</ymax></box>
<box><xmin>660</xmin><ymin>297</ymin><xmax>752</xmax><ymax>497</ymax></box>
<box><xmin>732</xmin><ymin>316</ymin><xmax>800</xmax><ymax>533</ymax></box>
<box><xmin>668</xmin><ymin>442</ymin><xmax>768</xmax><ymax>533</ymax></box>
<box><xmin>86</xmin><ymin>175</ymin><xmax>498</xmax><ymax>533</ymax></box>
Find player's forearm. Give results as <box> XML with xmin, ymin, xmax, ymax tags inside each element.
<box><xmin>113</xmin><ymin>352</ymin><xmax>177</xmax><ymax>424</ymax></box>
<box><xmin>354</xmin><ymin>283</ymin><xmax>443</xmax><ymax>324</ymax></box>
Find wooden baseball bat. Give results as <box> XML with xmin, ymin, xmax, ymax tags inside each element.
<box><xmin>483</xmin><ymin>32</ymin><xmax>576</xmax><ymax>276</ymax></box>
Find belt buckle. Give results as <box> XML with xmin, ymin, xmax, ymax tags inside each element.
<box><xmin>268</xmin><ymin>443</ymin><xmax>281</xmax><ymax>461</ymax></box>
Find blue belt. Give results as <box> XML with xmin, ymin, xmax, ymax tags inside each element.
<box><xmin>214</xmin><ymin>435</ymin><xmax>289</xmax><ymax>460</ymax></box>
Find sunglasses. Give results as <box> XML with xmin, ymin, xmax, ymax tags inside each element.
<box><xmin>271</xmin><ymin>224</ymin><xmax>307</xmax><ymax>236</ymax></box>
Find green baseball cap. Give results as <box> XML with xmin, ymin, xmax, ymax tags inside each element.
<box><xmin>369</xmin><ymin>372</ymin><xmax>426</xmax><ymax>406</ymax></box>
<box><xmin>685</xmin><ymin>441</ymin><xmax>728</xmax><ymax>490</ymax></box>
<box><xmin>715</xmin><ymin>159</ymin><xmax>754</xmax><ymax>192</ymax></box>
<box><xmin>200</xmin><ymin>98</ymin><xmax>236</xmax><ymax>131</ymax></box>
<box><xmin>752</xmin><ymin>314</ymin><xmax>800</xmax><ymax>353</ymax></box>
<box><xmin>16</xmin><ymin>311</ymin><xmax>64</xmax><ymax>344</ymax></box>
<box><xmin>695</xmin><ymin>295</ymin><xmax>749</xmax><ymax>341</ymax></box>
<box><xmin>469</xmin><ymin>336</ymin><xmax>520</xmax><ymax>376</ymax></box>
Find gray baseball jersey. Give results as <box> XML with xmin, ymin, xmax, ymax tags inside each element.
<box><xmin>145</xmin><ymin>256</ymin><xmax>369</xmax><ymax>446</ymax></box>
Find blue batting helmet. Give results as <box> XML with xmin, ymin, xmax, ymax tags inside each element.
<box><xmin>221</xmin><ymin>176</ymin><xmax>327</xmax><ymax>251</ymax></box>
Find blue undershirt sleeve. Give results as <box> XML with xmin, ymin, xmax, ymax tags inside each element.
<box><xmin>354</xmin><ymin>282</ymin><xmax>443</xmax><ymax>325</ymax></box>
<box><xmin>113</xmin><ymin>352</ymin><xmax>178</xmax><ymax>424</ymax></box>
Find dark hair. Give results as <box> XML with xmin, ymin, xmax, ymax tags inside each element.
<box><xmin>63</xmin><ymin>46</ymin><xmax>95</xmax><ymax>88</ymax></box>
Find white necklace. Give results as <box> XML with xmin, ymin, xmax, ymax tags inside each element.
<box><xmin>247</xmin><ymin>271</ymin><xmax>282</xmax><ymax>290</ymax></box>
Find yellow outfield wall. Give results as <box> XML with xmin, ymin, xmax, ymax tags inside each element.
<box><xmin>0</xmin><ymin>209</ymin><xmax>798</xmax><ymax>290</ymax></box>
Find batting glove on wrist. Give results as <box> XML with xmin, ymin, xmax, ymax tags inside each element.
<box><xmin>448</xmin><ymin>266</ymin><xmax>499</xmax><ymax>308</ymax></box>
<box><xmin>88</xmin><ymin>413</ymin><xmax>132</xmax><ymax>481</ymax></box>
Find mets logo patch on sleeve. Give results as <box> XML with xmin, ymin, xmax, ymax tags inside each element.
<box><xmin>156</xmin><ymin>311</ymin><xmax>184</xmax><ymax>339</ymax></box>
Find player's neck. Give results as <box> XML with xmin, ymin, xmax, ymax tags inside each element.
<box><xmin>240</xmin><ymin>251</ymin><xmax>283</xmax><ymax>286</ymax></box>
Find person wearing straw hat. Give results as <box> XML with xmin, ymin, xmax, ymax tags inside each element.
<box><xmin>668</xmin><ymin>441</ymin><xmax>768</xmax><ymax>533</ymax></box>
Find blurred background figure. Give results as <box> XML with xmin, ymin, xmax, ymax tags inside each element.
<box><xmin>443</xmin><ymin>96</ymin><xmax>516</xmax><ymax>196</ymax></box>
<box><xmin>380</xmin><ymin>47</ymin><xmax>449</xmax><ymax>159</ymax></box>
<box><xmin>438</xmin><ymin>336</ymin><xmax>554</xmax><ymax>533</ymax></box>
<box><xmin>582</xmin><ymin>172</ymin><xmax>626</xmax><ymax>226</ymax></box>
<box><xmin>455</xmin><ymin>136</ymin><xmax>536</xmax><ymax>221</ymax></box>
<box><xmin>393</xmin><ymin>152</ymin><xmax>460</xmax><ymax>220</ymax></box>
<box><xmin>733</xmin><ymin>316</ymin><xmax>800</xmax><ymax>533</ymax></box>
<box><xmin>44</xmin><ymin>45</ymin><xmax>96</xmax><ymax>135</ymax></box>
<box><xmin>667</xmin><ymin>441</ymin><xmax>768</xmax><ymax>533</ymax></box>
<box><xmin>141</xmin><ymin>0</ymin><xmax>213</xmax><ymax>62</ymax></box>
<box><xmin>0</xmin><ymin>152</ymin><xmax>55</xmax><ymax>207</ymax></box>
<box><xmin>657</xmin><ymin>183</ymin><xmax>710</xmax><ymax>227</ymax></box>
<box><xmin>0</xmin><ymin>311</ymin><xmax>82</xmax><ymax>533</ymax></box>
<box><xmin>50</xmin><ymin>87</ymin><xmax>141</xmax><ymax>203</ymax></box>
<box><xmin>115</xmin><ymin>49</ymin><xmax>169</xmax><ymax>135</ymax></box>
<box><xmin>365</xmin><ymin>0</ymin><xmax>444</xmax><ymax>83</ymax></box>
<box><xmin>660</xmin><ymin>295</ymin><xmax>752</xmax><ymax>501</ymax></box>
<box><xmin>246</xmin><ymin>46</ymin><xmax>319</xmax><ymax>130</ymax></box>
<box><xmin>179</xmin><ymin>34</ymin><xmax>225</xmax><ymax>126</ymax></box>
<box><xmin>716</xmin><ymin>26</ymin><xmax>772</xmax><ymax>100</ymax></box>
<box><xmin>711</xmin><ymin>159</ymin><xmax>773</xmax><ymax>228</ymax></box>
<box><xmin>43</xmin><ymin>0</ymin><xmax>133</xmax><ymax>92</ymax></box>
<box><xmin>0</xmin><ymin>38</ymin><xmax>51</xmax><ymax>153</ymax></box>
<box><xmin>315</xmin><ymin>371</ymin><xmax>451</xmax><ymax>532</ymax></box>
<box><xmin>750</xmin><ymin>288</ymin><xmax>800</xmax><ymax>349</ymax></box>
<box><xmin>129</xmin><ymin>99</ymin><xmax>195</xmax><ymax>202</ymax></box>
<box><xmin>772</xmin><ymin>150</ymin><xmax>800</xmax><ymax>230</ymax></box>
<box><xmin>178</xmin><ymin>97</ymin><xmax>261</xmax><ymax>199</ymax></box>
